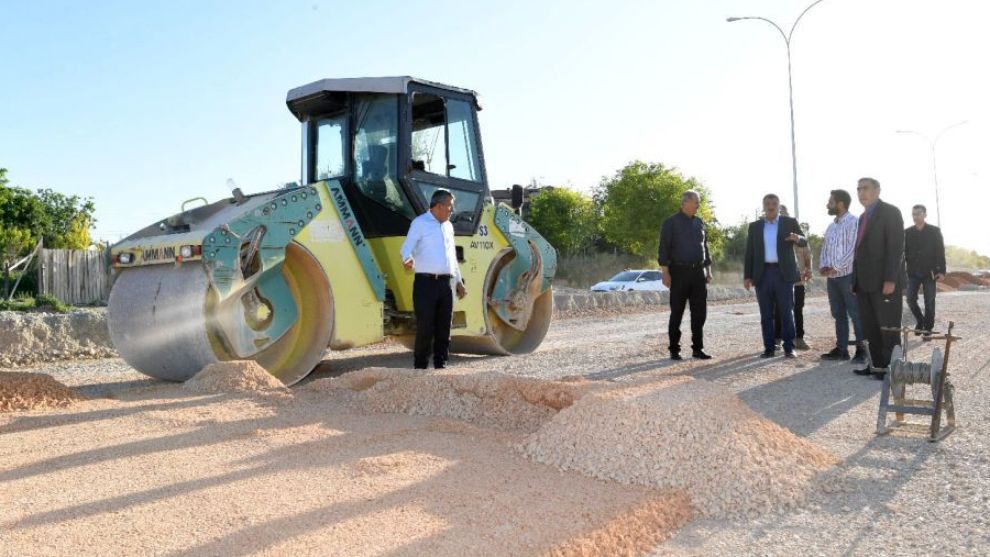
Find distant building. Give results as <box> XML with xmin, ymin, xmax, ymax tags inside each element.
<box><xmin>490</xmin><ymin>185</ymin><xmax>554</xmax><ymax>217</ymax></box>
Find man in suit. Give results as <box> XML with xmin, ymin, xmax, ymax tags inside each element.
<box><xmin>744</xmin><ymin>194</ymin><xmax>808</xmax><ymax>358</ymax></box>
<box><xmin>851</xmin><ymin>177</ymin><xmax>905</xmax><ymax>379</ymax></box>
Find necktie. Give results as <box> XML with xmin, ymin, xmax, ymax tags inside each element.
<box><xmin>856</xmin><ymin>211</ymin><xmax>870</xmax><ymax>249</ymax></box>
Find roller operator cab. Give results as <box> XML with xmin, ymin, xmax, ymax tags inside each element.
<box><xmin>107</xmin><ymin>77</ymin><xmax>557</xmax><ymax>385</ymax></box>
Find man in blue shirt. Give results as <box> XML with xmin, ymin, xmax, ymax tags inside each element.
<box><xmin>744</xmin><ymin>194</ymin><xmax>808</xmax><ymax>358</ymax></box>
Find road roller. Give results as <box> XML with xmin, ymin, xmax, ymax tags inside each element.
<box><xmin>108</xmin><ymin>77</ymin><xmax>557</xmax><ymax>385</ymax></box>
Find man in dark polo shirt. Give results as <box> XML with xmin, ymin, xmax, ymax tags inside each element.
<box><xmin>904</xmin><ymin>204</ymin><xmax>946</xmax><ymax>339</ymax></box>
<box><xmin>658</xmin><ymin>190</ymin><xmax>713</xmax><ymax>360</ymax></box>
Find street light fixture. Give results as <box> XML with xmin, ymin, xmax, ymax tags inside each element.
<box><xmin>896</xmin><ymin>120</ymin><xmax>969</xmax><ymax>228</ymax></box>
<box><xmin>727</xmin><ymin>0</ymin><xmax>828</xmax><ymax>222</ymax></box>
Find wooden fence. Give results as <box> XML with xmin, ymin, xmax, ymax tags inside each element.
<box><xmin>38</xmin><ymin>248</ymin><xmax>113</xmax><ymax>305</ymax></box>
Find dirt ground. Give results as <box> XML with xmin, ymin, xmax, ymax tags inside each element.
<box><xmin>2</xmin><ymin>291</ymin><xmax>989</xmax><ymax>556</ymax></box>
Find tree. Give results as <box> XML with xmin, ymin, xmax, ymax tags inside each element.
<box><xmin>35</xmin><ymin>188</ymin><xmax>96</xmax><ymax>249</ymax></box>
<box><xmin>0</xmin><ymin>168</ymin><xmax>96</xmax><ymax>251</ymax></box>
<box><xmin>526</xmin><ymin>187</ymin><xmax>599</xmax><ymax>256</ymax></box>
<box><xmin>595</xmin><ymin>161</ymin><xmax>722</xmax><ymax>261</ymax></box>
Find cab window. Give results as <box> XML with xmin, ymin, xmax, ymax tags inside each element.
<box><xmin>411</xmin><ymin>93</ymin><xmax>482</xmax><ymax>182</ymax></box>
<box><xmin>353</xmin><ymin>95</ymin><xmax>416</xmax><ymax>219</ymax></box>
<box><xmin>314</xmin><ymin>114</ymin><xmax>346</xmax><ymax>180</ymax></box>
<box><xmin>415</xmin><ymin>184</ymin><xmax>481</xmax><ymax>227</ymax></box>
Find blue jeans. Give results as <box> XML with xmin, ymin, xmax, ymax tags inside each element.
<box><xmin>756</xmin><ymin>266</ymin><xmax>795</xmax><ymax>352</ymax></box>
<box><xmin>827</xmin><ymin>274</ymin><xmax>863</xmax><ymax>352</ymax></box>
<box><xmin>906</xmin><ymin>273</ymin><xmax>937</xmax><ymax>332</ymax></box>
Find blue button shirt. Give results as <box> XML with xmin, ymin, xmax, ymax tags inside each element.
<box><xmin>763</xmin><ymin>217</ymin><xmax>779</xmax><ymax>263</ymax></box>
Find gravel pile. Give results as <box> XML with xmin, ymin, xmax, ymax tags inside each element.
<box><xmin>0</xmin><ymin>372</ymin><xmax>87</xmax><ymax>412</ymax></box>
<box><xmin>548</xmin><ymin>493</ymin><xmax>694</xmax><ymax>557</ymax></box>
<box><xmin>521</xmin><ymin>377</ymin><xmax>837</xmax><ymax>518</ymax></box>
<box><xmin>183</xmin><ymin>360</ymin><xmax>289</xmax><ymax>395</ymax></box>
<box><xmin>308</xmin><ymin>367</ymin><xmax>593</xmax><ymax>432</ymax></box>
<box><xmin>0</xmin><ymin>309</ymin><xmax>114</xmax><ymax>368</ymax></box>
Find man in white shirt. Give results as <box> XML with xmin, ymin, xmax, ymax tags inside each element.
<box><xmin>400</xmin><ymin>189</ymin><xmax>467</xmax><ymax>369</ymax></box>
<box><xmin>818</xmin><ymin>188</ymin><xmax>865</xmax><ymax>362</ymax></box>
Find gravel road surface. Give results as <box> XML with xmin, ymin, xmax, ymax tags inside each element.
<box><xmin>2</xmin><ymin>291</ymin><xmax>988</xmax><ymax>555</ymax></box>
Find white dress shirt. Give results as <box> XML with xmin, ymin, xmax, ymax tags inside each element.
<box><xmin>400</xmin><ymin>211</ymin><xmax>463</xmax><ymax>284</ymax></box>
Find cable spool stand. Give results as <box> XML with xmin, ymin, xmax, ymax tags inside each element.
<box><xmin>874</xmin><ymin>322</ymin><xmax>959</xmax><ymax>442</ymax></box>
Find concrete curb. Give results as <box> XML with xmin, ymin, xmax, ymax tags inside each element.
<box><xmin>552</xmin><ymin>286</ymin><xmax>756</xmax><ymax>314</ymax></box>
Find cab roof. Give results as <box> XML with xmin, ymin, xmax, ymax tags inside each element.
<box><xmin>286</xmin><ymin>76</ymin><xmax>478</xmax><ymax>105</ymax></box>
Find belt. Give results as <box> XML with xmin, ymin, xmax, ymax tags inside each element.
<box><xmin>764</xmin><ymin>262</ymin><xmax>779</xmax><ymax>267</ymax></box>
<box><xmin>416</xmin><ymin>273</ymin><xmax>452</xmax><ymax>280</ymax></box>
<box><xmin>670</xmin><ymin>262</ymin><xmax>705</xmax><ymax>269</ymax></box>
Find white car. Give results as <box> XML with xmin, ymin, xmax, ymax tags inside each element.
<box><xmin>590</xmin><ymin>270</ymin><xmax>668</xmax><ymax>292</ymax></box>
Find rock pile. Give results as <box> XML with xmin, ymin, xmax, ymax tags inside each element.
<box><xmin>520</xmin><ymin>377</ymin><xmax>838</xmax><ymax>518</ymax></box>
<box><xmin>0</xmin><ymin>372</ymin><xmax>87</xmax><ymax>412</ymax></box>
<box><xmin>0</xmin><ymin>310</ymin><xmax>114</xmax><ymax>368</ymax></box>
<box><xmin>308</xmin><ymin>368</ymin><xmax>591</xmax><ymax>432</ymax></box>
<box><xmin>183</xmin><ymin>361</ymin><xmax>289</xmax><ymax>395</ymax></box>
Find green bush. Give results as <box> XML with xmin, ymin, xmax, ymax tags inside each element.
<box><xmin>0</xmin><ymin>293</ymin><xmax>71</xmax><ymax>313</ymax></box>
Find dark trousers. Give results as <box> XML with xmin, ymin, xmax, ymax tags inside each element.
<box><xmin>773</xmin><ymin>283</ymin><xmax>805</xmax><ymax>340</ymax></box>
<box><xmin>757</xmin><ymin>267</ymin><xmax>795</xmax><ymax>352</ymax></box>
<box><xmin>667</xmin><ymin>265</ymin><xmax>707</xmax><ymax>354</ymax></box>
<box><xmin>856</xmin><ymin>288</ymin><xmax>903</xmax><ymax>369</ymax></box>
<box><xmin>413</xmin><ymin>274</ymin><xmax>453</xmax><ymax>369</ymax></box>
<box><xmin>826</xmin><ymin>274</ymin><xmax>863</xmax><ymax>352</ymax></box>
<box><xmin>906</xmin><ymin>273</ymin><xmax>937</xmax><ymax>332</ymax></box>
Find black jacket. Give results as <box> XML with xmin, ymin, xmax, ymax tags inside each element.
<box><xmin>904</xmin><ymin>224</ymin><xmax>946</xmax><ymax>277</ymax></box>
<box><xmin>853</xmin><ymin>200</ymin><xmax>906</xmax><ymax>293</ymax></box>
<box><xmin>744</xmin><ymin>215</ymin><xmax>807</xmax><ymax>286</ymax></box>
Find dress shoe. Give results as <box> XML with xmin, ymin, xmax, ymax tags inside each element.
<box><xmin>692</xmin><ymin>350</ymin><xmax>713</xmax><ymax>360</ymax></box>
<box><xmin>670</xmin><ymin>353</ymin><xmax>683</xmax><ymax>361</ymax></box>
<box><xmin>853</xmin><ymin>367</ymin><xmax>873</xmax><ymax>376</ymax></box>
<box><xmin>784</xmin><ymin>350</ymin><xmax>797</xmax><ymax>359</ymax></box>
<box><xmin>794</xmin><ymin>338</ymin><xmax>810</xmax><ymax>350</ymax></box>
<box><xmin>434</xmin><ymin>362</ymin><xmax>447</xmax><ymax>370</ymax></box>
<box><xmin>820</xmin><ymin>348</ymin><xmax>850</xmax><ymax>361</ymax></box>
<box><xmin>872</xmin><ymin>371</ymin><xmax>887</xmax><ymax>380</ymax></box>
<box><xmin>760</xmin><ymin>350</ymin><xmax>776</xmax><ymax>358</ymax></box>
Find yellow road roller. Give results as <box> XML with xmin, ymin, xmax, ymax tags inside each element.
<box><xmin>108</xmin><ymin>77</ymin><xmax>557</xmax><ymax>385</ymax></box>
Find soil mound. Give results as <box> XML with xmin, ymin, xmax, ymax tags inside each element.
<box><xmin>308</xmin><ymin>368</ymin><xmax>592</xmax><ymax>432</ymax></box>
<box><xmin>184</xmin><ymin>361</ymin><xmax>289</xmax><ymax>395</ymax></box>
<box><xmin>0</xmin><ymin>372</ymin><xmax>87</xmax><ymax>412</ymax></box>
<box><xmin>521</xmin><ymin>377</ymin><xmax>837</xmax><ymax>518</ymax></box>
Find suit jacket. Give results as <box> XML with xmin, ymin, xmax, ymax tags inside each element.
<box><xmin>744</xmin><ymin>215</ymin><xmax>807</xmax><ymax>286</ymax></box>
<box><xmin>853</xmin><ymin>199</ymin><xmax>905</xmax><ymax>293</ymax></box>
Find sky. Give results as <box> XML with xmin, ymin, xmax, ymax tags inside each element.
<box><xmin>2</xmin><ymin>0</ymin><xmax>988</xmax><ymax>257</ymax></box>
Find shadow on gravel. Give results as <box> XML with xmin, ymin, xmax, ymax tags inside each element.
<box><xmin>832</xmin><ymin>436</ymin><xmax>936</xmax><ymax>557</ymax></box>
<box><xmin>0</xmin><ymin>396</ymin><xmax>221</xmax><ymax>436</ymax></box>
<box><xmin>583</xmin><ymin>359</ymin><xmax>680</xmax><ymax>381</ymax></box>
<box><xmin>736</xmin><ymin>361</ymin><xmax>880</xmax><ymax>437</ymax></box>
<box><xmin>74</xmin><ymin>378</ymin><xmax>160</xmax><ymax>398</ymax></box>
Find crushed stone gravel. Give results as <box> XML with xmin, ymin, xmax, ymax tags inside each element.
<box><xmin>183</xmin><ymin>360</ymin><xmax>289</xmax><ymax>395</ymax></box>
<box><xmin>0</xmin><ymin>372</ymin><xmax>87</xmax><ymax>412</ymax></box>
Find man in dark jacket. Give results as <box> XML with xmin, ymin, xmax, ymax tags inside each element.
<box><xmin>744</xmin><ymin>193</ymin><xmax>808</xmax><ymax>358</ymax></box>
<box><xmin>658</xmin><ymin>190</ymin><xmax>713</xmax><ymax>360</ymax></box>
<box><xmin>851</xmin><ymin>177</ymin><xmax>905</xmax><ymax>379</ymax></box>
<box><xmin>904</xmin><ymin>204</ymin><xmax>946</xmax><ymax>339</ymax></box>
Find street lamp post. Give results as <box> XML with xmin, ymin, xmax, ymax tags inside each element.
<box><xmin>727</xmin><ymin>0</ymin><xmax>828</xmax><ymax>222</ymax></box>
<box><xmin>896</xmin><ymin>121</ymin><xmax>969</xmax><ymax>228</ymax></box>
